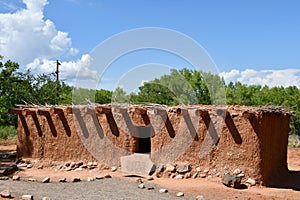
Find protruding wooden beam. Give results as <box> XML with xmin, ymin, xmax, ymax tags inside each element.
<box><xmin>95</xmin><ymin>106</ymin><xmax>111</xmax><ymax>114</ymax></box>
<box><xmin>22</xmin><ymin>109</ymin><xmax>36</xmax><ymax>116</ymax></box>
<box><xmin>37</xmin><ymin>109</ymin><xmax>50</xmax><ymax>116</ymax></box>
<box><xmin>8</xmin><ymin>108</ymin><xmax>23</xmax><ymax>115</ymax></box>
<box><xmin>242</xmin><ymin>111</ymin><xmax>255</xmax><ymax>119</ymax></box>
<box><xmin>50</xmin><ymin>107</ymin><xmax>63</xmax><ymax>115</ymax></box>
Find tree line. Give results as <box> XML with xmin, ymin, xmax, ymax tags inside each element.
<box><xmin>1</xmin><ymin>58</ymin><xmax>299</xmax><ymax>135</ymax></box>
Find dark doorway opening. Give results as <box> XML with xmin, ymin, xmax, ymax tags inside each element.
<box><xmin>136</xmin><ymin>126</ymin><xmax>151</xmax><ymax>153</ymax></box>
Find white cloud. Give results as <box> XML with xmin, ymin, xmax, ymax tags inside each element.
<box><xmin>0</xmin><ymin>0</ymin><xmax>78</xmax><ymax>66</ymax></box>
<box><xmin>0</xmin><ymin>0</ymin><xmax>97</xmax><ymax>87</ymax></box>
<box><xmin>220</xmin><ymin>68</ymin><xmax>300</xmax><ymax>88</ymax></box>
<box><xmin>26</xmin><ymin>54</ymin><xmax>98</xmax><ymax>85</ymax></box>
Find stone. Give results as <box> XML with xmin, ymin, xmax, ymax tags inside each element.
<box><xmin>88</xmin><ymin>165</ymin><xmax>96</xmax><ymax>170</ymax></box>
<box><xmin>212</xmin><ymin>168</ymin><xmax>217</xmax><ymax>173</ymax></box>
<box><xmin>23</xmin><ymin>159</ymin><xmax>31</xmax><ymax>164</ymax></box>
<box><xmin>246</xmin><ymin>178</ymin><xmax>256</xmax><ymax>186</ymax></box>
<box><xmin>176</xmin><ymin>192</ymin><xmax>184</xmax><ymax>197</ymax></box>
<box><xmin>147</xmin><ymin>175</ymin><xmax>154</xmax><ymax>181</ymax></box>
<box><xmin>147</xmin><ymin>186</ymin><xmax>155</xmax><ymax>190</ymax></box>
<box><xmin>64</xmin><ymin>162</ymin><xmax>71</xmax><ymax>167</ymax></box>
<box><xmin>223</xmin><ymin>166</ymin><xmax>229</xmax><ymax>171</ymax></box>
<box><xmin>3</xmin><ymin>164</ymin><xmax>18</xmax><ymax>176</ymax></box>
<box><xmin>216</xmin><ymin>172</ymin><xmax>221</xmax><ymax>177</ymax></box>
<box><xmin>81</xmin><ymin>164</ymin><xmax>87</xmax><ymax>169</ymax></box>
<box><xmin>177</xmin><ymin>164</ymin><xmax>190</xmax><ymax>174</ymax></box>
<box><xmin>59</xmin><ymin>178</ymin><xmax>67</xmax><ymax>183</ymax></box>
<box><xmin>104</xmin><ymin>173</ymin><xmax>112</xmax><ymax>178</ymax></box>
<box><xmin>95</xmin><ymin>176</ymin><xmax>104</xmax><ymax>180</ymax></box>
<box><xmin>22</xmin><ymin>194</ymin><xmax>33</xmax><ymax>200</ymax></box>
<box><xmin>175</xmin><ymin>174</ymin><xmax>184</xmax><ymax>179</ymax></box>
<box><xmin>231</xmin><ymin>113</ymin><xmax>239</xmax><ymax>118</ymax></box>
<box><xmin>120</xmin><ymin>153</ymin><xmax>156</xmax><ymax>176</ymax></box>
<box><xmin>76</xmin><ymin>161</ymin><xmax>84</xmax><ymax>167</ymax></box>
<box><xmin>42</xmin><ymin>177</ymin><xmax>50</xmax><ymax>183</ymax></box>
<box><xmin>12</xmin><ymin>175</ymin><xmax>20</xmax><ymax>181</ymax></box>
<box><xmin>65</xmin><ymin>167</ymin><xmax>72</xmax><ymax>171</ymax></box>
<box><xmin>222</xmin><ymin>173</ymin><xmax>242</xmax><ymax>189</ymax></box>
<box><xmin>237</xmin><ymin>173</ymin><xmax>245</xmax><ymax>178</ymax></box>
<box><xmin>170</xmin><ymin>174</ymin><xmax>176</xmax><ymax>179</ymax></box>
<box><xmin>74</xmin><ymin>167</ymin><xmax>83</xmax><ymax>171</ymax></box>
<box><xmin>111</xmin><ymin>166</ymin><xmax>118</xmax><ymax>172</ymax></box>
<box><xmin>37</xmin><ymin>165</ymin><xmax>44</xmax><ymax>170</ymax></box>
<box><xmin>136</xmin><ymin>178</ymin><xmax>143</xmax><ymax>184</ymax></box>
<box><xmin>72</xmin><ymin>177</ymin><xmax>81</xmax><ymax>182</ymax></box>
<box><xmin>0</xmin><ymin>177</ymin><xmax>9</xmax><ymax>180</ymax></box>
<box><xmin>199</xmin><ymin>173</ymin><xmax>206</xmax><ymax>178</ymax></box>
<box><xmin>42</xmin><ymin>197</ymin><xmax>51</xmax><ymax>200</ymax></box>
<box><xmin>55</xmin><ymin>164</ymin><xmax>63</xmax><ymax>171</ymax></box>
<box><xmin>196</xmin><ymin>167</ymin><xmax>202</xmax><ymax>172</ymax></box>
<box><xmin>196</xmin><ymin>195</ymin><xmax>206</xmax><ymax>200</ymax></box>
<box><xmin>203</xmin><ymin>169</ymin><xmax>209</xmax><ymax>173</ymax></box>
<box><xmin>157</xmin><ymin>164</ymin><xmax>165</xmax><ymax>173</ymax></box>
<box><xmin>192</xmin><ymin>173</ymin><xmax>198</xmax><ymax>179</ymax></box>
<box><xmin>70</xmin><ymin>162</ymin><xmax>77</xmax><ymax>169</ymax></box>
<box><xmin>166</xmin><ymin>164</ymin><xmax>176</xmax><ymax>173</ymax></box>
<box><xmin>92</xmin><ymin>162</ymin><xmax>98</xmax><ymax>166</ymax></box>
<box><xmin>18</xmin><ymin>163</ymin><xmax>28</xmax><ymax>168</ymax></box>
<box><xmin>155</xmin><ymin>172</ymin><xmax>162</xmax><ymax>178</ymax></box>
<box><xmin>28</xmin><ymin>178</ymin><xmax>36</xmax><ymax>182</ymax></box>
<box><xmin>159</xmin><ymin>189</ymin><xmax>168</xmax><ymax>193</ymax></box>
<box><xmin>207</xmin><ymin>175</ymin><xmax>212</xmax><ymax>178</ymax></box>
<box><xmin>27</xmin><ymin>164</ymin><xmax>33</xmax><ymax>168</ymax></box>
<box><xmin>184</xmin><ymin>172</ymin><xmax>191</xmax><ymax>179</ymax></box>
<box><xmin>0</xmin><ymin>190</ymin><xmax>11</xmax><ymax>198</ymax></box>
<box><xmin>138</xmin><ymin>183</ymin><xmax>145</xmax><ymax>189</ymax></box>
<box><xmin>233</xmin><ymin>169</ymin><xmax>241</xmax><ymax>175</ymax></box>
<box><xmin>87</xmin><ymin>177</ymin><xmax>94</xmax><ymax>182</ymax></box>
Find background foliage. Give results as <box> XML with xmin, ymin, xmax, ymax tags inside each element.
<box><xmin>0</xmin><ymin>57</ymin><xmax>299</xmax><ymax>140</ymax></box>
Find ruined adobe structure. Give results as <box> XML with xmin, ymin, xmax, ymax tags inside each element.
<box><xmin>9</xmin><ymin>105</ymin><xmax>292</xmax><ymax>186</ymax></box>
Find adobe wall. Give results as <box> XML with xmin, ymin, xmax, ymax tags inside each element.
<box><xmin>9</xmin><ymin>105</ymin><xmax>291</xmax><ymax>185</ymax></box>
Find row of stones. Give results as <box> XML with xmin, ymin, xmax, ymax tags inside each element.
<box><xmin>153</xmin><ymin>163</ymin><xmax>256</xmax><ymax>187</ymax></box>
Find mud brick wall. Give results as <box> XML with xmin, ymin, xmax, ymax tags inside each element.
<box><xmin>9</xmin><ymin>105</ymin><xmax>291</xmax><ymax>185</ymax></box>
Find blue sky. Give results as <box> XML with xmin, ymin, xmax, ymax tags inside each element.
<box><xmin>0</xmin><ymin>0</ymin><xmax>300</xmax><ymax>91</ymax></box>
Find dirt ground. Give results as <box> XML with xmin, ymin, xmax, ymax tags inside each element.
<box><xmin>1</xmin><ymin>145</ymin><xmax>300</xmax><ymax>200</ymax></box>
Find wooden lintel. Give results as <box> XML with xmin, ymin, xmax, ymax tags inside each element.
<box><xmin>8</xmin><ymin>108</ymin><xmax>23</xmax><ymax>115</ymax></box>
<box><xmin>37</xmin><ymin>109</ymin><xmax>50</xmax><ymax>116</ymax></box>
<box><xmin>22</xmin><ymin>109</ymin><xmax>36</xmax><ymax>116</ymax></box>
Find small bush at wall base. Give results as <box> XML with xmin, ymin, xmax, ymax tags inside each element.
<box><xmin>0</xmin><ymin>126</ymin><xmax>17</xmax><ymax>140</ymax></box>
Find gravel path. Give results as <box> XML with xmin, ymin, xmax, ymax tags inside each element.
<box><xmin>0</xmin><ymin>178</ymin><xmax>195</xmax><ymax>200</ymax></box>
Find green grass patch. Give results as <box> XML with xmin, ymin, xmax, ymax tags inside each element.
<box><xmin>0</xmin><ymin>125</ymin><xmax>17</xmax><ymax>140</ymax></box>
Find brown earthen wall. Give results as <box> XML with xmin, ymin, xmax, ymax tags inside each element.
<box><xmin>11</xmin><ymin>105</ymin><xmax>291</xmax><ymax>185</ymax></box>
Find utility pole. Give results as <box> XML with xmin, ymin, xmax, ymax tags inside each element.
<box><xmin>55</xmin><ymin>60</ymin><xmax>61</xmax><ymax>104</ymax></box>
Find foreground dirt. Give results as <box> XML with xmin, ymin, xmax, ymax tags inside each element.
<box><xmin>1</xmin><ymin>145</ymin><xmax>300</xmax><ymax>200</ymax></box>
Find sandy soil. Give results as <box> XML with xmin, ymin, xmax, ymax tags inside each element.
<box><xmin>1</xmin><ymin>145</ymin><xmax>300</xmax><ymax>200</ymax></box>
